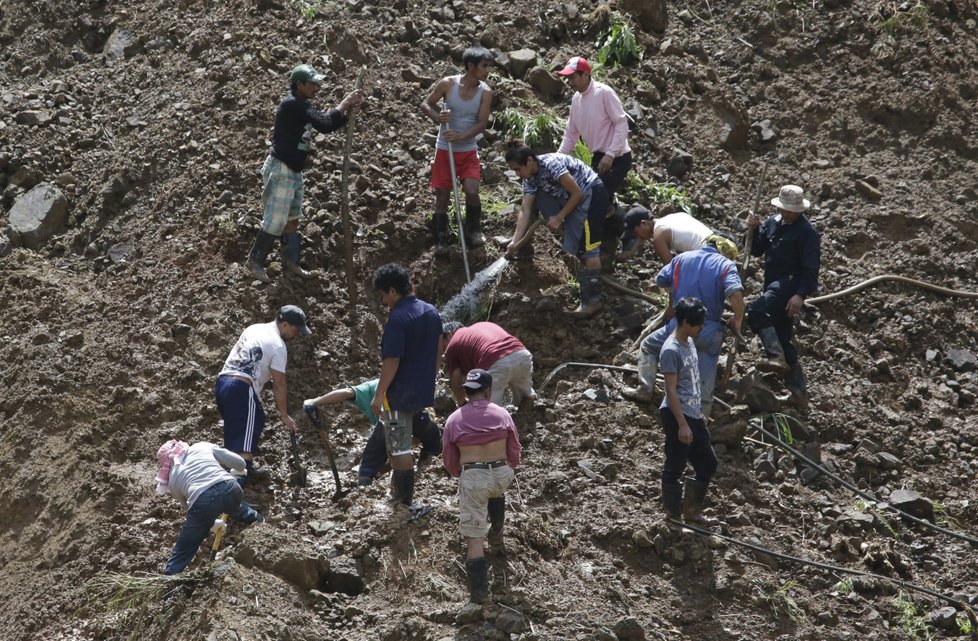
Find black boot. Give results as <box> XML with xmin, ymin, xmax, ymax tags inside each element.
<box><xmin>246</xmin><ymin>460</ymin><xmax>271</xmax><ymax>483</ymax></box>
<box><xmin>487</xmin><ymin>496</ymin><xmax>505</xmax><ymax>545</ymax></box>
<box><xmin>464</xmin><ymin>204</ymin><xmax>484</xmax><ymax>247</ymax></box>
<box><xmin>756</xmin><ymin>327</ymin><xmax>790</xmax><ymax>374</ymax></box>
<box><xmin>661</xmin><ymin>481</ymin><xmax>683</xmax><ymax>521</ymax></box>
<box><xmin>784</xmin><ymin>360</ymin><xmax>810</xmax><ymax>411</ymax></box>
<box><xmin>465</xmin><ymin>557</ymin><xmax>489</xmax><ymax>604</ymax></box>
<box><xmin>391</xmin><ymin>469</ymin><xmax>415</xmax><ymax>506</ymax></box>
<box><xmin>569</xmin><ymin>269</ymin><xmax>602</xmax><ymax>317</ymax></box>
<box><xmin>282</xmin><ymin>232</ymin><xmax>312</xmax><ymax>278</ymax></box>
<box><xmin>246</xmin><ymin>230</ymin><xmax>277</xmax><ymax>283</ymax></box>
<box><xmin>431</xmin><ymin>213</ymin><xmax>450</xmax><ymax>257</ymax></box>
<box><xmin>681</xmin><ymin>477</ymin><xmax>713</xmax><ymax>525</ymax></box>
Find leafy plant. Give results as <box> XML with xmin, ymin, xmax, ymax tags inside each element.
<box><xmin>831</xmin><ymin>578</ymin><xmax>854</xmax><ymax>595</ymax></box>
<box><xmin>594</xmin><ymin>11</ymin><xmax>641</xmax><ymax>68</ymax></box>
<box><xmin>891</xmin><ymin>592</ymin><xmax>932</xmax><ymax>640</ymax></box>
<box><xmin>770</xmin><ymin>413</ymin><xmax>794</xmax><ymax>445</ymax></box>
<box><xmin>932</xmin><ymin>500</ymin><xmax>961</xmax><ymax>529</ymax></box>
<box><xmin>622</xmin><ymin>173</ymin><xmax>697</xmax><ymax>215</ymax></box>
<box><xmin>495</xmin><ymin>108</ymin><xmax>566</xmax><ymax>151</ymax></box>
<box><xmin>572</xmin><ymin>139</ymin><xmax>593</xmax><ymax>166</ymax></box>
<box><xmin>762</xmin><ymin>579</ymin><xmax>807</xmax><ymax>625</ymax></box>
<box><xmin>876</xmin><ymin>2</ymin><xmax>929</xmax><ymax>36</ymax></box>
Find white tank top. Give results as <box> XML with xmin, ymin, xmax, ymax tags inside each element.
<box><xmin>657</xmin><ymin>213</ymin><xmax>712</xmax><ymax>253</ymax></box>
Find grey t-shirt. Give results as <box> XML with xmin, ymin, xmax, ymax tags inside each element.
<box><xmin>168</xmin><ymin>443</ymin><xmax>245</xmax><ymax>509</ymax></box>
<box><xmin>658</xmin><ymin>333</ymin><xmax>703</xmax><ymax>419</ymax></box>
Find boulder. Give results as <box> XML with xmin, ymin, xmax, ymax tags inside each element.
<box><xmin>946</xmin><ymin>348</ymin><xmax>977</xmax><ymax>372</ymax></box>
<box><xmin>526</xmin><ymin>67</ymin><xmax>564</xmax><ymax>99</ymax></box>
<box><xmin>619</xmin><ymin>0</ymin><xmax>668</xmax><ymax>32</ymax></box>
<box><xmin>666</xmin><ymin>148</ymin><xmax>693</xmax><ymax>180</ymax></box>
<box><xmin>710</xmin><ymin>418</ymin><xmax>746</xmax><ymax>446</ymax></box>
<box><xmin>613</xmin><ymin>616</ymin><xmax>646</xmax><ymax>640</ymax></box>
<box><xmin>102</xmin><ymin>28</ymin><xmax>135</xmax><ymax>61</ymax></box>
<box><xmin>505</xmin><ymin>49</ymin><xmax>538</xmax><ymax>78</ymax></box>
<box><xmin>8</xmin><ymin>183</ymin><xmax>68</xmax><ymax>250</ymax></box>
<box><xmin>889</xmin><ymin>488</ymin><xmax>934</xmax><ymax>522</ymax></box>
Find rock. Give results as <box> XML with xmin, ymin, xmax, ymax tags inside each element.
<box><xmin>710</xmin><ymin>418</ymin><xmax>746</xmax><ymax>446</ymax></box>
<box><xmin>526</xmin><ymin>67</ymin><xmax>563</xmax><ymax>98</ymax></box>
<box><xmin>398</xmin><ymin>19</ymin><xmax>421</xmax><ymax>43</ymax></box>
<box><xmin>889</xmin><ymin>488</ymin><xmax>934</xmax><ymax>522</ymax></box>
<box><xmin>102</xmin><ymin>28</ymin><xmax>135</xmax><ymax>61</ymax></box>
<box><xmin>752</xmin><ymin>119</ymin><xmax>777</xmax><ymax>143</ymax></box>
<box><xmin>836</xmin><ymin>509</ymin><xmax>876</xmax><ymax>533</ymax></box>
<box><xmin>929</xmin><ymin>606</ymin><xmax>958</xmax><ymax>631</ymax></box>
<box><xmin>401</xmin><ymin>66</ymin><xmax>435</xmax><ymax>87</ymax></box>
<box><xmin>234</xmin><ymin>529</ymin><xmax>329</xmax><ymax>591</ymax></box>
<box><xmin>582</xmin><ymin>388</ymin><xmax>609</xmax><ymax>403</ymax></box>
<box><xmin>613</xmin><ymin>617</ymin><xmax>646</xmax><ymax>640</ymax></box>
<box><xmin>876</xmin><ymin>452</ymin><xmax>902</xmax><ymax>470</ymax></box>
<box><xmin>720</xmin><ymin>115</ymin><xmax>749</xmax><ymax>151</ymax></box>
<box><xmin>455</xmin><ymin>602</ymin><xmax>483</xmax><ymax>624</ymax></box>
<box><xmin>107</xmin><ymin>242</ymin><xmax>132</xmax><ymax>263</ymax></box>
<box><xmin>0</xmin><ymin>238</ymin><xmax>11</xmax><ymax>258</ymax></box>
<box><xmin>659</xmin><ymin>38</ymin><xmax>683</xmax><ymax>55</ymax></box>
<box><xmin>323</xmin><ymin>556</ymin><xmax>366</xmax><ymax>596</ymax></box>
<box><xmin>632</xmin><ymin>529</ymin><xmax>655</xmax><ymax>547</ymax></box>
<box><xmin>495</xmin><ymin>610</ymin><xmax>525</xmax><ymax>634</ymax></box>
<box><xmin>946</xmin><ymin>348</ymin><xmax>977</xmax><ymax>372</ymax></box>
<box><xmin>666</xmin><ymin>148</ymin><xmax>693</xmax><ymax>180</ymax></box>
<box><xmin>8</xmin><ymin>166</ymin><xmax>42</xmax><ymax>189</ymax></box>
<box><xmin>15</xmin><ymin>110</ymin><xmax>54</xmax><ymax>126</ymax></box>
<box><xmin>854</xmin><ymin>179</ymin><xmax>883</xmax><ymax>200</ymax></box>
<box><xmin>620</xmin><ymin>0</ymin><xmax>668</xmax><ymax>32</ymax></box>
<box><xmin>8</xmin><ymin>183</ymin><xmax>68</xmax><ymax>250</ymax></box>
<box><xmin>504</xmin><ymin>49</ymin><xmax>537</xmax><ymax>78</ymax></box>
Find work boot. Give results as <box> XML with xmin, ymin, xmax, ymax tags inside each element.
<box><xmin>465</xmin><ymin>557</ymin><xmax>489</xmax><ymax>604</ymax></box>
<box><xmin>246</xmin><ymin>230</ymin><xmax>277</xmax><ymax>283</ymax></box>
<box><xmin>661</xmin><ymin>482</ymin><xmax>683</xmax><ymax>521</ymax></box>
<box><xmin>487</xmin><ymin>496</ymin><xmax>505</xmax><ymax>545</ymax></box>
<box><xmin>357</xmin><ymin>474</ymin><xmax>375</xmax><ymax>487</ymax></box>
<box><xmin>569</xmin><ymin>269</ymin><xmax>602</xmax><ymax>317</ymax></box>
<box><xmin>756</xmin><ymin>327</ymin><xmax>790</xmax><ymax>374</ymax></box>
<box><xmin>282</xmin><ymin>231</ymin><xmax>312</xmax><ymax>278</ymax></box>
<box><xmin>391</xmin><ymin>469</ymin><xmax>415</xmax><ymax>506</ymax></box>
<box><xmin>681</xmin><ymin>477</ymin><xmax>715</xmax><ymax>526</ymax></box>
<box><xmin>431</xmin><ymin>213</ymin><xmax>451</xmax><ymax>257</ymax></box>
<box><xmin>464</xmin><ymin>204</ymin><xmax>485</xmax><ymax>247</ymax></box>
<box><xmin>622</xmin><ymin>352</ymin><xmax>657</xmax><ymax>402</ymax></box>
<box><xmin>784</xmin><ymin>360</ymin><xmax>810</xmax><ymax>411</ymax></box>
<box><xmin>246</xmin><ymin>460</ymin><xmax>271</xmax><ymax>483</ymax></box>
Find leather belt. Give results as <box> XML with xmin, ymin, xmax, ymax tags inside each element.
<box><xmin>461</xmin><ymin>460</ymin><xmax>508</xmax><ymax>471</ymax></box>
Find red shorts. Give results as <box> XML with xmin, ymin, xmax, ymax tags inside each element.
<box><xmin>429</xmin><ymin>148</ymin><xmax>481</xmax><ymax>189</ymax></box>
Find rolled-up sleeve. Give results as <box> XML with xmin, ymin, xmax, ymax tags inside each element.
<box><xmin>506</xmin><ymin>419</ymin><xmax>522</xmax><ymax>469</ymax></box>
<box><xmin>442</xmin><ymin>420</ymin><xmax>461</xmax><ymax>477</ymax></box>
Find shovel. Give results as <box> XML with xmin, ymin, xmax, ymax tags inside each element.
<box><xmin>288</xmin><ymin>431</ymin><xmax>308</xmax><ymax>487</ymax></box>
<box><xmin>304</xmin><ymin>406</ymin><xmax>352</xmax><ymax>502</ymax></box>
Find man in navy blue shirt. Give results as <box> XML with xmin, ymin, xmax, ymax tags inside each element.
<box><xmin>370</xmin><ymin>263</ymin><xmax>444</xmax><ymax>506</ymax></box>
<box><xmin>747</xmin><ymin>185</ymin><xmax>821</xmax><ymax>410</ymax></box>
<box><xmin>246</xmin><ymin>64</ymin><xmax>363</xmax><ymax>283</ymax></box>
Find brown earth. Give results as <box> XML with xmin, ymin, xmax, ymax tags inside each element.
<box><xmin>2</xmin><ymin>0</ymin><xmax>978</xmax><ymax>640</ymax></box>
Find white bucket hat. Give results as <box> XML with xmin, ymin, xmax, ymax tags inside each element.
<box><xmin>771</xmin><ymin>185</ymin><xmax>810</xmax><ymax>213</ymax></box>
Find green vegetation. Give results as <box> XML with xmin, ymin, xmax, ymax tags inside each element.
<box><xmin>594</xmin><ymin>11</ymin><xmax>641</xmax><ymax>68</ymax></box>
<box><xmin>495</xmin><ymin>108</ymin><xmax>566</xmax><ymax>151</ymax></box>
<box><xmin>766</xmin><ymin>413</ymin><xmax>794</xmax><ymax>445</ymax></box>
<box><xmin>831</xmin><ymin>578</ymin><xmax>854</xmax><ymax>595</ymax></box>
<box><xmin>622</xmin><ymin>173</ymin><xmax>697</xmax><ymax>215</ymax></box>
<box><xmin>877</xmin><ymin>2</ymin><xmax>930</xmax><ymax>36</ymax></box>
<box><xmin>932</xmin><ymin>500</ymin><xmax>961</xmax><ymax>529</ymax></box>
<box><xmin>572</xmin><ymin>139</ymin><xmax>593</xmax><ymax>166</ymax></box>
<box><xmin>891</xmin><ymin>592</ymin><xmax>933</xmax><ymax>640</ymax></box>
<box><xmin>761</xmin><ymin>579</ymin><xmax>807</xmax><ymax>625</ymax></box>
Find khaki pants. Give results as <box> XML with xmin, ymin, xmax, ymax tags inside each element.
<box><xmin>458</xmin><ymin>465</ymin><xmax>514</xmax><ymax>539</ymax></box>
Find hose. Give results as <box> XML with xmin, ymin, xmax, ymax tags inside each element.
<box><xmin>807</xmin><ymin>274</ymin><xmax>978</xmax><ymax>304</ymax></box>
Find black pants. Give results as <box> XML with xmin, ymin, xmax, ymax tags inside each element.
<box><xmin>747</xmin><ymin>277</ymin><xmax>799</xmax><ymax>365</ymax></box>
<box><xmin>591</xmin><ymin>151</ymin><xmax>632</xmax><ymax>208</ymax></box>
<box><xmin>659</xmin><ymin>407</ymin><xmax>717</xmax><ymax>488</ymax></box>
<box><xmin>360</xmin><ymin>410</ymin><xmax>441</xmax><ymax>479</ymax></box>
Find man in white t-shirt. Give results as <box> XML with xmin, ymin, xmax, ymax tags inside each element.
<box><xmin>619</xmin><ymin>206</ymin><xmax>712</xmax><ymax>265</ymax></box>
<box><xmin>215</xmin><ymin>305</ymin><xmax>311</xmax><ymax>480</ymax></box>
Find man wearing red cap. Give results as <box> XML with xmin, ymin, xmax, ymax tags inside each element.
<box><xmin>557</xmin><ymin>55</ymin><xmax>633</xmax><ymax>264</ymax></box>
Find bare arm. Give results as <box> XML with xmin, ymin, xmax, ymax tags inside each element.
<box><xmin>449</xmin><ymin>367</ymin><xmax>466</xmax><ymax>406</ymax></box>
<box><xmin>270</xmin><ymin>369</ymin><xmax>296</xmax><ymax>434</ymax></box>
<box><xmin>663</xmin><ymin>372</ymin><xmax>692</xmax><ymax>445</ymax></box>
<box><xmin>304</xmin><ymin>387</ymin><xmax>355</xmax><ymax>408</ymax></box>
<box><xmin>371</xmin><ymin>357</ymin><xmax>400</xmax><ymax>417</ymax></box>
<box><xmin>420</xmin><ymin>77</ymin><xmax>453</xmax><ymax>125</ymax></box>
<box><xmin>728</xmin><ymin>290</ymin><xmax>745</xmax><ymax>333</ymax></box>
<box><xmin>506</xmin><ymin>193</ymin><xmax>537</xmax><ymax>255</ymax></box>
<box><xmin>651</xmin><ymin>227</ymin><xmax>674</xmax><ymax>265</ymax></box>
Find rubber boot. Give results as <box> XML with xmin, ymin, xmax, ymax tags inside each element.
<box><xmin>622</xmin><ymin>352</ymin><xmax>657</xmax><ymax>403</ymax></box>
<box><xmin>357</xmin><ymin>474</ymin><xmax>375</xmax><ymax>487</ymax></box>
<box><xmin>464</xmin><ymin>204</ymin><xmax>485</xmax><ymax>248</ymax></box>
<box><xmin>465</xmin><ymin>557</ymin><xmax>489</xmax><ymax>604</ymax></box>
<box><xmin>784</xmin><ymin>360</ymin><xmax>810</xmax><ymax>411</ymax></box>
<box><xmin>391</xmin><ymin>469</ymin><xmax>415</xmax><ymax>506</ymax></box>
<box><xmin>487</xmin><ymin>496</ymin><xmax>505</xmax><ymax>545</ymax></box>
<box><xmin>682</xmin><ymin>477</ymin><xmax>715</xmax><ymax>526</ymax></box>
<box><xmin>432</xmin><ymin>213</ymin><xmax>450</xmax><ymax>257</ymax></box>
<box><xmin>246</xmin><ymin>230</ymin><xmax>276</xmax><ymax>283</ymax></box>
<box><xmin>756</xmin><ymin>327</ymin><xmax>790</xmax><ymax>374</ymax></box>
<box><xmin>661</xmin><ymin>482</ymin><xmax>683</xmax><ymax>521</ymax></box>
<box><xmin>282</xmin><ymin>232</ymin><xmax>312</xmax><ymax>278</ymax></box>
<box><xmin>246</xmin><ymin>460</ymin><xmax>271</xmax><ymax>482</ymax></box>
<box><xmin>569</xmin><ymin>269</ymin><xmax>602</xmax><ymax>317</ymax></box>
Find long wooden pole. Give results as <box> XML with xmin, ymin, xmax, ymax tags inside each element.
<box><xmin>341</xmin><ymin>70</ymin><xmax>365</xmax><ymax>307</ymax></box>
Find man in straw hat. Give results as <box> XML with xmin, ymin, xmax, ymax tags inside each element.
<box><xmin>622</xmin><ymin>234</ymin><xmax>744</xmax><ymax>420</ymax></box>
<box><xmin>746</xmin><ymin>185</ymin><xmax>821</xmax><ymax>410</ymax></box>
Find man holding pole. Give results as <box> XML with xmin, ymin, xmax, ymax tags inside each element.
<box><xmin>421</xmin><ymin>47</ymin><xmax>495</xmax><ymax>256</ymax></box>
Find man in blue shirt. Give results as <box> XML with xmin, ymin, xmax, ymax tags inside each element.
<box><xmin>370</xmin><ymin>264</ymin><xmax>444</xmax><ymax>506</ymax></box>
<box><xmin>746</xmin><ymin>185</ymin><xmax>821</xmax><ymax>411</ymax></box>
<box><xmin>623</xmin><ymin>235</ymin><xmax>744</xmax><ymax>419</ymax></box>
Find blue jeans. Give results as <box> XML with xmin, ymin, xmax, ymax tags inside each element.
<box><xmin>641</xmin><ymin>319</ymin><xmax>724</xmax><ymax>417</ymax></box>
<box><xmin>164</xmin><ymin>479</ymin><xmax>259</xmax><ymax>575</ymax></box>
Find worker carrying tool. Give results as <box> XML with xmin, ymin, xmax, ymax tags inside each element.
<box><xmin>156</xmin><ymin>440</ymin><xmax>263</xmax><ymax>575</ymax></box>
<box><xmin>442</xmin><ymin>369</ymin><xmax>521</xmax><ymax>605</ymax></box>
<box><xmin>746</xmin><ymin>185</ymin><xmax>821</xmax><ymax>411</ymax></box>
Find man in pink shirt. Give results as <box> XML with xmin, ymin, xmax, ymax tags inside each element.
<box><xmin>442</xmin><ymin>369</ymin><xmax>521</xmax><ymax>604</ymax></box>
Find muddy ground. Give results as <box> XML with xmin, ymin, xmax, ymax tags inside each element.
<box><xmin>2</xmin><ymin>0</ymin><xmax>978</xmax><ymax>639</ymax></box>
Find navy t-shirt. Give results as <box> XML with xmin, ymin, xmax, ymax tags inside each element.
<box><xmin>270</xmin><ymin>93</ymin><xmax>348</xmax><ymax>172</ymax></box>
<box><xmin>381</xmin><ymin>295</ymin><xmax>442</xmax><ymax>410</ymax></box>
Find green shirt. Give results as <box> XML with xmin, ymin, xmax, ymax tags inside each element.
<box><xmin>350</xmin><ymin>379</ymin><xmax>379</xmax><ymax>424</ymax></box>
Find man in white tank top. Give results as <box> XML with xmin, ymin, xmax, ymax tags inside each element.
<box><xmin>620</xmin><ymin>205</ymin><xmax>712</xmax><ymax>265</ymax></box>
<box><xmin>421</xmin><ymin>47</ymin><xmax>495</xmax><ymax>256</ymax></box>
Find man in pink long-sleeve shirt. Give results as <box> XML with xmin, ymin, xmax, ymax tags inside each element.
<box><xmin>442</xmin><ymin>369</ymin><xmax>521</xmax><ymax>604</ymax></box>
<box><xmin>557</xmin><ymin>56</ymin><xmax>633</xmax><ymax>266</ymax></box>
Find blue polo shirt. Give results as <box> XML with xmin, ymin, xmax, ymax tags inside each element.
<box><xmin>381</xmin><ymin>295</ymin><xmax>442</xmax><ymax>410</ymax></box>
<box><xmin>656</xmin><ymin>246</ymin><xmax>743</xmax><ymax>323</ymax></box>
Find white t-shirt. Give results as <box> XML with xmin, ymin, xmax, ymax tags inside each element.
<box><xmin>657</xmin><ymin>213</ymin><xmax>712</xmax><ymax>253</ymax></box>
<box><xmin>219</xmin><ymin>321</ymin><xmax>287</xmax><ymax>395</ymax></box>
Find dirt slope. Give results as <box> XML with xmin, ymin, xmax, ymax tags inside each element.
<box><xmin>2</xmin><ymin>0</ymin><xmax>978</xmax><ymax>639</ymax></box>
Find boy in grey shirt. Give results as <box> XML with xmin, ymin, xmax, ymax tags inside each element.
<box><xmin>658</xmin><ymin>297</ymin><xmax>718</xmax><ymax>525</ymax></box>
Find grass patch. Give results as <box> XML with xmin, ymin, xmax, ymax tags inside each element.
<box><xmin>759</xmin><ymin>579</ymin><xmax>807</xmax><ymax>626</ymax></box>
<box><xmin>891</xmin><ymin>592</ymin><xmax>933</xmax><ymax>640</ymax></box>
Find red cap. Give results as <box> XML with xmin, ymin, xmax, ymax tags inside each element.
<box><xmin>557</xmin><ymin>56</ymin><xmax>591</xmax><ymax>76</ymax></box>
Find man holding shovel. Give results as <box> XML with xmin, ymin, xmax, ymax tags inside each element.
<box><xmin>420</xmin><ymin>47</ymin><xmax>494</xmax><ymax>255</ymax></box>
<box><xmin>246</xmin><ymin>64</ymin><xmax>363</xmax><ymax>283</ymax></box>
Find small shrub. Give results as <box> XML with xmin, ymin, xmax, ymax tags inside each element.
<box><xmin>594</xmin><ymin>12</ymin><xmax>641</xmax><ymax>68</ymax></box>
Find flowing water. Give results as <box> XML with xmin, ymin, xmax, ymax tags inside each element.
<box><xmin>439</xmin><ymin>256</ymin><xmax>510</xmax><ymax>324</ymax></box>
